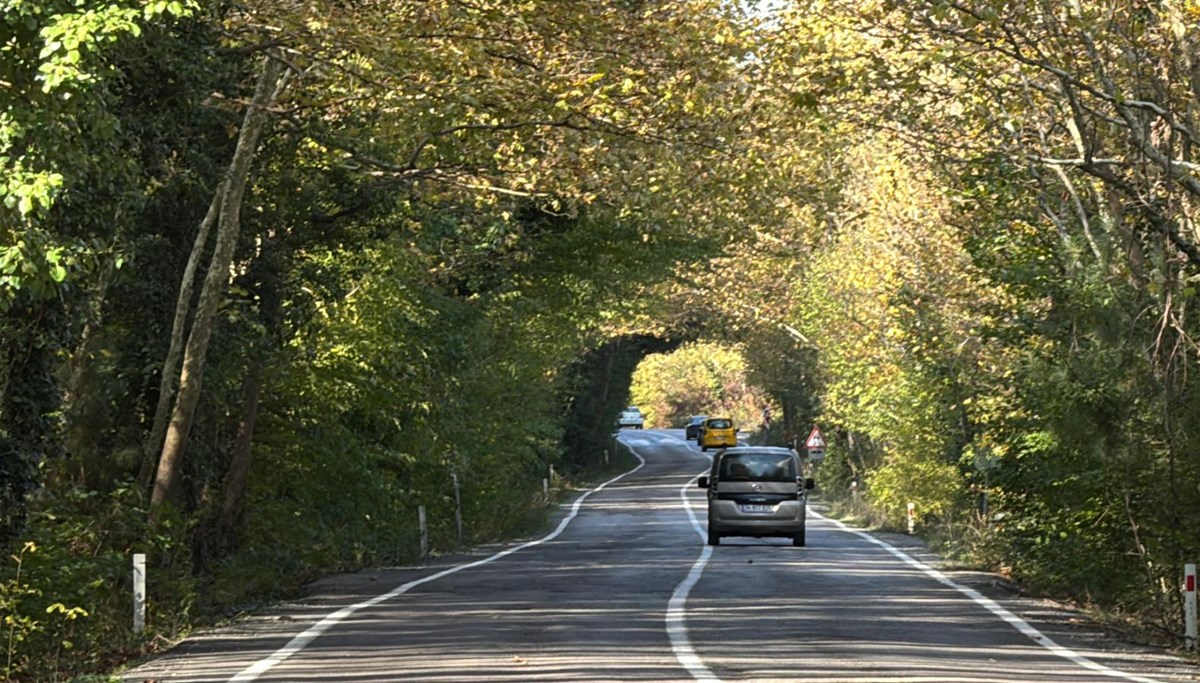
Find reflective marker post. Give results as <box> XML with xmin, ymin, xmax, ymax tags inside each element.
<box><xmin>906</xmin><ymin>503</ymin><xmax>915</xmax><ymax>534</ymax></box>
<box><xmin>133</xmin><ymin>553</ymin><xmax>146</xmax><ymax>634</ymax></box>
<box><xmin>418</xmin><ymin>505</ymin><xmax>428</xmax><ymax>557</ymax></box>
<box><xmin>452</xmin><ymin>472</ymin><xmax>463</xmax><ymax>545</ymax></box>
<box><xmin>1186</xmin><ymin>563</ymin><xmax>1197</xmax><ymax>650</ymax></box>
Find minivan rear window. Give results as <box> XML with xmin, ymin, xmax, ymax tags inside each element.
<box><xmin>706</xmin><ymin>418</ymin><xmax>732</xmax><ymax>429</ymax></box>
<box><xmin>719</xmin><ymin>453</ymin><xmax>796</xmax><ymax>482</ymax></box>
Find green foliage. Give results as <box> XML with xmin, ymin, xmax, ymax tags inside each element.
<box><xmin>560</xmin><ymin>334</ymin><xmax>680</xmax><ymax>473</ymax></box>
<box><xmin>869</xmin><ymin>457</ymin><xmax>965</xmax><ymax>530</ymax></box>
<box><xmin>10</xmin><ymin>0</ymin><xmax>1200</xmax><ymax>677</ymax></box>
<box><xmin>2</xmin><ymin>0</ymin><xmax>768</xmax><ymax>677</ymax></box>
<box><xmin>210</xmin><ymin>427</ymin><xmax>418</xmax><ymax>601</ymax></box>
<box><xmin>741</xmin><ymin>332</ymin><xmax>822</xmax><ymax>447</ymax></box>
<box><xmin>974</xmin><ymin>276</ymin><xmax>1200</xmax><ymax>614</ymax></box>
<box><xmin>1</xmin><ymin>295</ymin><xmax>66</xmax><ymax>545</ymax></box>
<box><xmin>2</xmin><ymin>542</ymin><xmax>39</xmax><ymax>680</ymax></box>
<box><xmin>0</xmin><ymin>0</ymin><xmax>196</xmax><ymax>310</ymax></box>
<box><xmin>0</xmin><ymin>480</ymin><xmax>197</xmax><ymax>682</ymax></box>
<box><xmin>760</xmin><ymin>1</ymin><xmax>1200</xmax><ymax>636</ymax></box>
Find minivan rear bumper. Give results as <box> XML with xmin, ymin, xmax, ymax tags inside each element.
<box><xmin>708</xmin><ymin>500</ymin><xmax>806</xmax><ymax>537</ymax></box>
<box><xmin>709</xmin><ymin>518</ymin><xmax>806</xmax><ymax>537</ymax></box>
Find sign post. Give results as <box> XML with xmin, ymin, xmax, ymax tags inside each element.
<box><xmin>973</xmin><ymin>446</ymin><xmax>998</xmax><ymax>518</ymax></box>
<box><xmin>1186</xmin><ymin>563</ymin><xmax>1197</xmax><ymax>650</ymax></box>
<box><xmin>805</xmin><ymin>426</ymin><xmax>826</xmax><ymax>461</ymax></box>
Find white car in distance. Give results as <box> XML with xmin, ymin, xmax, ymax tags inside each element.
<box><xmin>617</xmin><ymin>406</ymin><xmax>645</xmax><ymax>429</ymax></box>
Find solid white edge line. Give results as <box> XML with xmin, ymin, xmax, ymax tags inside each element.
<box><xmin>228</xmin><ymin>447</ymin><xmax>648</xmax><ymax>682</ymax></box>
<box><xmin>811</xmin><ymin>510</ymin><xmax>1165</xmax><ymax>683</ymax></box>
<box><xmin>629</xmin><ymin>440</ymin><xmax>721</xmax><ymax>683</ymax></box>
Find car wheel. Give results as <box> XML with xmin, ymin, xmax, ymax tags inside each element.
<box><xmin>707</xmin><ymin>529</ymin><xmax>720</xmax><ymax>546</ymax></box>
<box><xmin>792</xmin><ymin>527</ymin><xmax>806</xmax><ymax>547</ymax></box>
<box><xmin>701</xmin><ymin>445</ymin><xmax>707</xmax><ymax>451</ymax></box>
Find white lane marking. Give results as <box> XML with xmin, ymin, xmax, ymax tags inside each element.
<box><xmin>812</xmin><ymin>510</ymin><xmax>1165</xmax><ymax>683</ymax></box>
<box><xmin>667</xmin><ymin>543</ymin><xmax>718</xmax><ymax>683</ymax></box>
<box><xmin>228</xmin><ymin>452</ymin><xmax>647</xmax><ymax>682</ymax></box>
<box><xmin>628</xmin><ymin>439</ymin><xmax>721</xmax><ymax>683</ymax></box>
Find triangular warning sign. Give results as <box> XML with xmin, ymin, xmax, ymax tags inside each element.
<box><xmin>805</xmin><ymin>427</ymin><xmax>826</xmax><ymax>449</ymax></box>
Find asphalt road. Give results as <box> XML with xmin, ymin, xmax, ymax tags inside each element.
<box><xmin>122</xmin><ymin>430</ymin><xmax>1198</xmax><ymax>682</ymax></box>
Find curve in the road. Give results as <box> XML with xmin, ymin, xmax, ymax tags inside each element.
<box><xmin>226</xmin><ymin>450</ymin><xmax>647</xmax><ymax>683</ymax></box>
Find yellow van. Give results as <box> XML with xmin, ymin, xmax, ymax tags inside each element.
<box><xmin>699</xmin><ymin>416</ymin><xmax>737</xmax><ymax>451</ymax></box>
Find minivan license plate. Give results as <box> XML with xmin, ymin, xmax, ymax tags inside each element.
<box><xmin>739</xmin><ymin>504</ymin><xmax>774</xmax><ymax>513</ymax></box>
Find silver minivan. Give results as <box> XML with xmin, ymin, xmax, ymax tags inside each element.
<box><xmin>697</xmin><ymin>446</ymin><xmax>815</xmax><ymax>547</ymax></box>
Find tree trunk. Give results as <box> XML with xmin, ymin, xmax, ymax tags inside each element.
<box><xmin>215</xmin><ymin>359</ymin><xmax>263</xmax><ymax>549</ymax></box>
<box><xmin>150</xmin><ymin>52</ymin><xmax>288</xmax><ymax>515</ymax></box>
<box><xmin>62</xmin><ymin>255</ymin><xmax>114</xmax><ymax>487</ymax></box>
<box><xmin>138</xmin><ymin>180</ymin><xmax>226</xmax><ymax>487</ymax></box>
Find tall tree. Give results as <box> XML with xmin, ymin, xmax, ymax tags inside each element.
<box><xmin>150</xmin><ymin>51</ymin><xmax>288</xmax><ymax>511</ymax></box>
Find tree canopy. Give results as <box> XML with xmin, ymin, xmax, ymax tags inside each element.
<box><xmin>3</xmin><ymin>1</ymin><xmax>1200</xmax><ymax>678</ymax></box>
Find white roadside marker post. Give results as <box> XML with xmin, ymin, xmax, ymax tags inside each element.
<box><xmin>543</xmin><ymin>478</ymin><xmax>549</xmax><ymax>499</ymax></box>
<box><xmin>1185</xmin><ymin>563</ymin><xmax>1197</xmax><ymax>650</ymax></box>
<box><xmin>133</xmin><ymin>553</ymin><xmax>146</xmax><ymax>634</ymax></box>
<box><xmin>418</xmin><ymin>505</ymin><xmax>428</xmax><ymax>557</ymax></box>
<box><xmin>906</xmin><ymin>502</ymin><xmax>915</xmax><ymax>534</ymax></box>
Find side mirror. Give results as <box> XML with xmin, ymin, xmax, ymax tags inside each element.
<box><xmin>804</xmin><ymin>478</ymin><xmax>815</xmax><ymax>490</ymax></box>
<box><xmin>697</xmin><ymin>476</ymin><xmax>709</xmax><ymax>489</ymax></box>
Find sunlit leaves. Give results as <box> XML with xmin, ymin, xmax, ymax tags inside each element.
<box><xmin>1</xmin><ymin>0</ymin><xmax>196</xmax><ymax>305</ymax></box>
<box><xmin>631</xmin><ymin>341</ymin><xmax>770</xmax><ymax>429</ymax></box>
<box><xmin>751</xmin><ymin>0</ymin><xmax>1200</xmax><ymax>617</ymax></box>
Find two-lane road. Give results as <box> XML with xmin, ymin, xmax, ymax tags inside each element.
<box><xmin>123</xmin><ymin>431</ymin><xmax>1197</xmax><ymax>682</ymax></box>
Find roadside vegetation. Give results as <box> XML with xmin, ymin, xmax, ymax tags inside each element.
<box><xmin>3</xmin><ymin>1</ymin><xmax>1200</xmax><ymax>679</ymax></box>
